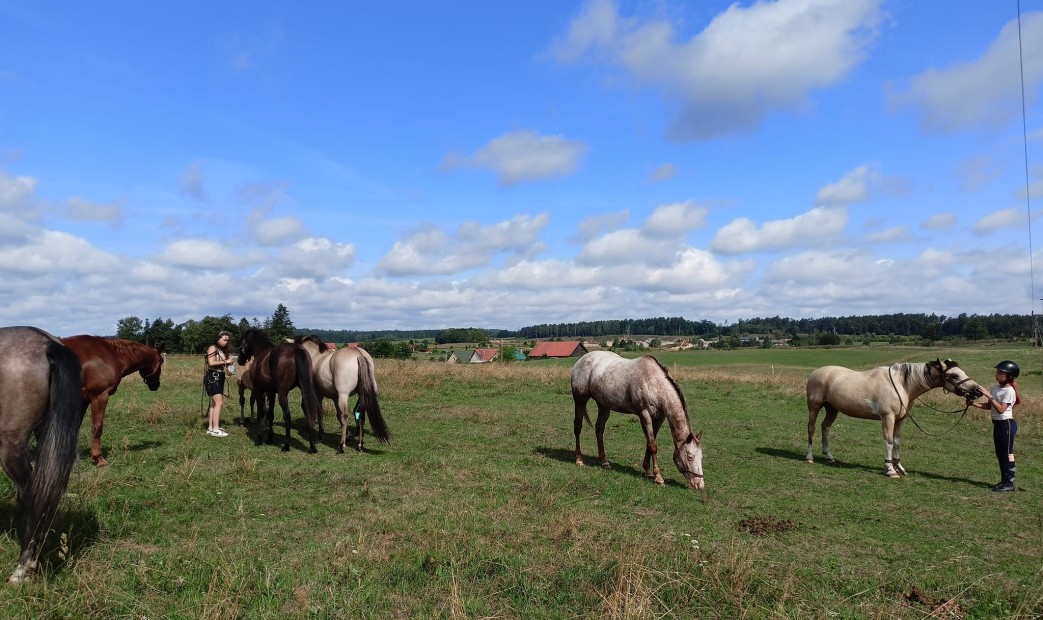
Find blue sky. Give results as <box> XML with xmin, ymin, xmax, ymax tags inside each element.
<box><xmin>2</xmin><ymin>0</ymin><xmax>1043</xmax><ymax>335</ymax></box>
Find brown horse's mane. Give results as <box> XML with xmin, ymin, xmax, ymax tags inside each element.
<box><xmin>105</xmin><ymin>337</ymin><xmax>155</xmax><ymax>359</ymax></box>
<box><xmin>647</xmin><ymin>355</ymin><xmax>689</xmax><ymax>415</ymax></box>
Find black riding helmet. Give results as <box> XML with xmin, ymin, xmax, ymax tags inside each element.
<box><xmin>995</xmin><ymin>360</ymin><xmax>1020</xmax><ymax>379</ymax></box>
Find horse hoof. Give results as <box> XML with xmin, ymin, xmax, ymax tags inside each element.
<box><xmin>281</xmin><ymin>445</ymin><xmax>290</xmax><ymax>452</ymax></box>
<box><xmin>888</xmin><ymin>473</ymin><xmax>901</xmax><ymax>479</ymax></box>
<box><xmin>94</xmin><ymin>458</ymin><xmax>108</xmax><ymax>468</ymax></box>
<box><xmin>804</xmin><ymin>459</ymin><xmax>814</xmax><ymax>464</ymax></box>
<box><xmin>655</xmin><ymin>478</ymin><xmax>665</xmax><ymax>486</ymax></box>
<box><xmin>337</xmin><ymin>446</ymin><xmax>345</xmax><ymax>455</ymax></box>
<box><xmin>575</xmin><ymin>459</ymin><xmax>584</xmax><ymax>467</ymax></box>
<box><xmin>309</xmin><ymin>447</ymin><xmax>318</xmax><ymax>454</ymax></box>
<box><xmin>600</xmin><ymin>462</ymin><xmax>611</xmax><ymax>470</ymax></box>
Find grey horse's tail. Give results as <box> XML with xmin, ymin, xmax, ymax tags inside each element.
<box><xmin>357</xmin><ymin>354</ymin><xmax>390</xmax><ymax>444</ymax></box>
<box><xmin>21</xmin><ymin>340</ymin><xmax>83</xmax><ymax>568</ymax></box>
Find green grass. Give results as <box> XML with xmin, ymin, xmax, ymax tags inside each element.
<box><xmin>1</xmin><ymin>345</ymin><xmax>1042</xmax><ymax>618</ymax></box>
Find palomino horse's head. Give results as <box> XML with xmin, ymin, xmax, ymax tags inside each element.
<box><xmin>139</xmin><ymin>344</ymin><xmax>165</xmax><ymax>391</ymax></box>
<box><xmin>673</xmin><ymin>431</ymin><xmax>704</xmax><ymax>490</ymax></box>
<box><xmin>929</xmin><ymin>359</ymin><xmax>983</xmax><ymax>400</ymax></box>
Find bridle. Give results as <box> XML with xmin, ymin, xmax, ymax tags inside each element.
<box><xmin>888</xmin><ymin>362</ymin><xmax>977</xmax><ymax>437</ymax></box>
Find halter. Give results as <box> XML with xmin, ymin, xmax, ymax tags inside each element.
<box><xmin>887</xmin><ymin>363</ymin><xmax>974</xmax><ymax>437</ymax></box>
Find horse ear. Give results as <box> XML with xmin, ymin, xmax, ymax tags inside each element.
<box><xmin>689</xmin><ymin>431</ymin><xmax>702</xmax><ymax>444</ymax></box>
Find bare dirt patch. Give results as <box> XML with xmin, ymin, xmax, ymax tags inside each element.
<box><xmin>737</xmin><ymin>515</ymin><xmax>796</xmax><ymax>536</ymax></box>
<box><xmin>904</xmin><ymin>585</ymin><xmax>965</xmax><ymax>618</ymax></box>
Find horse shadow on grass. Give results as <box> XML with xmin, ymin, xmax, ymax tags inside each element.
<box><xmin>243</xmin><ymin>415</ymin><xmax>386</xmax><ymax>456</ymax></box>
<box><xmin>0</xmin><ymin>499</ymin><xmax>100</xmax><ymax>579</ymax></box>
<box><xmin>756</xmin><ymin>447</ymin><xmax>991</xmax><ymax>489</ymax></box>
<box><xmin>534</xmin><ymin>446</ymin><xmax>689</xmax><ymax>489</ymax></box>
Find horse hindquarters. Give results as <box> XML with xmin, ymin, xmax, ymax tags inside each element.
<box><xmin>9</xmin><ymin>340</ymin><xmax>82</xmax><ymax>583</ymax></box>
<box><xmin>352</xmin><ymin>354</ymin><xmax>389</xmax><ymax>452</ymax></box>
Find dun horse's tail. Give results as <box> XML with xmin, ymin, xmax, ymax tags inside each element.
<box><xmin>22</xmin><ymin>340</ymin><xmax>83</xmax><ymax>567</ymax></box>
<box><xmin>293</xmin><ymin>348</ymin><xmax>321</xmax><ymax>431</ymax></box>
<box><xmin>357</xmin><ymin>354</ymin><xmax>391</xmax><ymax>444</ymax></box>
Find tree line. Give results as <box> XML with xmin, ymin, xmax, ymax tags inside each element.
<box><xmin>111</xmin><ymin>309</ymin><xmax>1036</xmax><ymax>356</ymax></box>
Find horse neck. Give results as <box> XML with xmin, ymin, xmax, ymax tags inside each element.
<box><xmin>651</xmin><ymin>372</ymin><xmax>693</xmax><ymax>446</ymax></box>
<box><xmin>109</xmin><ymin>339</ymin><xmax>155</xmax><ymax>376</ymax></box>
<box><xmin>893</xmin><ymin>362</ymin><xmax>934</xmax><ymax>399</ymax></box>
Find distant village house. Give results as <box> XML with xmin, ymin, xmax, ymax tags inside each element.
<box><xmin>527</xmin><ymin>341</ymin><xmax>588</xmax><ymax>359</ymax></box>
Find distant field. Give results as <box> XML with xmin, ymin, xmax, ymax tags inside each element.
<box><xmin>0</xmin><ymin>345</ymin><xmax>1040</xmax><ymax>618</ymax></box>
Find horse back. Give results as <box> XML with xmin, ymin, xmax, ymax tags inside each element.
<box><xmin>572</xmin><ymin>352</ymin><xmax>677</xmax><ymax>416</ymax></box>
<box><xmin>806</xmin><ymin>364</ymin><xmax>897</xmax><ymax>418</ymax></box>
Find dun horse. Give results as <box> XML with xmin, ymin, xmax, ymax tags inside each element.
<box><xmin>295</xmin><ymin>335</ymin><xmax>390</xmax><ymax>453</ymax></box>
<box><xmin>61</xmin><ymin>335</ymin><xmax>165</xmax><ymax>467</ymax></box>
<box><xmin>0</xmin><ymin>327</ymin><xmax>84</xmax><ymax>583</ymax></box>
<box><xmin>805</xmin><ymin>358</ymin><xmax>983</xmax><ymax>477</ymax></box>
<box><xmin>571</xmin><ymin>351</ymin><xmax>704</xmax><ymax>490</ymax></box>
<box><xmin>235</xmin><ymin>358</ymin><xmax>263</xmax><ymax>424</ymax></box>
<box><xmin>237</xmin><ymin>329</ymin><xmax>322</xmax><ymax>453</ymax></box>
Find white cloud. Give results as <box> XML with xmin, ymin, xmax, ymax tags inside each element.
<box><xmin>648</xmin><ymin>163</ymin><xmax>677</xmax><ymax>183</ymax></box>
<box><xmin>67</xmin><ymin>196</ymin><xmax>123</xmax><ymax>222</ymax></box>
<box><xmin>378</xmin><ymin>214</ymin><xmax>550</xmax><ymax>276</ymax></box>
<box><xmin>441</xmin><ymin>130</ymin><xmax>588</xmax><ymax>185</ymax></box>
<box><xmin>815</xmin><ymin>164</ymin><xmax>880</xmax><ymax>206</ymax></box>
<box><xmin>922</xmin><ymin>213</ymin><xmax>956</xmax><ymax>231</ymax></box>
<box><xmin>865</xmin><ymin>226</ymin><xmax>911</xmax><ymax>243</ymax></box>
<box><xmin>550</xmin><ymin>0</ymin><xmax>884</xmax><ymax>140</ymax></box>
<box><xmin>575</xmin><ymin>210</ymin><xmax>629</xmax><ymax>241</ymax></box>
<box><xmin>642</xmin><ymin>201</ymin><xmax>708</xmax><ymax>237</ymax></box>
<box><xmin>0</xmin><ymin>169</ymin><xmax>36</xmax><ymax>209</ymax></box>
<box><xmin>254</xmin><ymin>216</ymin><xmax>306</xmax><ymax>246</ymax></box>
<box><xmin>158</xmin><ymin>239</ymin><xmax>246</xmax><ymax>270</ymax></box>
<box><xmin>887</xmin><ymin>12</ymin><xmax>1043</xmax><ymax>133</ymax></box>
<box><xmin>178</xmin><ymin>161</ymin><xmax>207</xmax><ymax>201</ymax></box>
<box><xmin>974</xmin><ymin>207</ymin><xmax>1032</xmax><ymax>233</ymax></box>
<box><xmin>0</xmin><ymin>230</ymin><xmax>122</xmax><ymax>275</ymax></box>
<box><xmin>710</xmin><ymin>206</ymin><xmax>847</xmax><ymax>255</ymax></box>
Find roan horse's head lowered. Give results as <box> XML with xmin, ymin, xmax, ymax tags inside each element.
<box><xmin>571</xmin><ymin>350</ymin><xmax>704</xmax><ymax>490</ymax></box>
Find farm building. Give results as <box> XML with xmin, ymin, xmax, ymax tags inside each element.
<box><xmin>527</xmin><ymin>341</ymin><xmax>588</xmax><ymax>359</ymax></box>
<box><xmin>468</xmin><ymin>348</ymin><xmax>499</xmax><ymax>363</ymax></box>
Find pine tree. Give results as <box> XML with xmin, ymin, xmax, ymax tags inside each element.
<box><xmin>266</xmin><ymin>304</ymin><xmax>295</xmax><ymax>343</ymax></box>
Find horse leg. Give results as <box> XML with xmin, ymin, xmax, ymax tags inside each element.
<box><xmin>334</xmin><ymin>399</ymin><xmax>347</xmax><ymax>455</ymax></box>
<box><xmin>265</xmin><ymin>392</ymin><xmax>276</xmax><ymax>445</ymax></box>
<box><xmin>640</xmin><ymin>414</ymin><xmax>665</xmax><ymax>485</ymax></box>
<box><xmin>278</xmin><ymin>392</ymin><xmax>292</xmax><ymax>452</ymax></box>
<box><xmin>881</xmin><ymin>416</ymin><xmax>900</xmax><ymax>478</ymax></box>
<box><xmin>594</xmin><ymin>404</ymin><xmax>611</xmax><ymax>469</ymax></box>
<box><xmin>805</xmin><ymin>401</ymin><xmax>821</xmax><ymax>463</ymax></box>
<box><xmin>0</xmin><ymin>438</ymin><xmax>34</xmax><ymax>581</ymax></box>
<box><xmin>356</xmin><ymin>404</ymin><xmax>366</xmax><ymax>452</ymax></box>
<box><xmin>820</xmin><ymin>405</ymin><xmax>839</xmax><ymax>462</ymax></box>
<box><xmin>573</xmin><ymin>393</ymin><xmax>589</xmax><ymax>466</ymax></box>
<box><xmin>238</xmin><ymin>384</ymin><xmax>247</xmax><ymax>423</ymax></box>
<box><xmin>88</xmin><ymin>397</ymin><xmax>109</xmax><ymax>467</ymax></box>
<box><xmin>892</xmin><ymin>418</ymin><xmax>907</xmax><ymax>475</ymax></box>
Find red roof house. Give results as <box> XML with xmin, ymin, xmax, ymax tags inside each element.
<box><xmin>527</xmin><ymin>341</ymin><xmax>588</xmax><ymax>359</ymax></box>
<box><xmin>468</xmin><ymin>348</ymin><xmax>499</xmax><ymax>363</ymax></box>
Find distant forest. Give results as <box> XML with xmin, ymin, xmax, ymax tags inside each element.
<box><xmin>305</xmin><ymin>313</ymin><xmax>1034</xmax><ymax>344</ymax></box>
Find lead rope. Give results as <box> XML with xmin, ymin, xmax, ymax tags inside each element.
<box><xmin>888</xmin><ymin>364</ymin><xmax>972</xmax><ymax>437</ymax></box>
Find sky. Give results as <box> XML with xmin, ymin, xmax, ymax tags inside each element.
<box><xmin>2</xmin><ymin>0</ymin><xmax>1043</xmax><ymax>336</ymax></box>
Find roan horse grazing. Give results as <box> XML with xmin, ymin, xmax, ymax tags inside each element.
<box><xmin>805</xmin><ymin>359</ymin><xmax>983</xmax><ymax>478</ymax></box>
<box><xmin>0</xmin><ymin>327</ymin><xmax>84</xmax><ymax>583</ymax></box>
<box><xmin>295</xmin><ymin>335</ymin><xmax>390</xmax><ymax>453</ymax></box>
<box><xmin>237</xmin><ymin>328</ymin><xmax>322</xmax><ymax>453</ymax></box>
<box><xmin>61</xmin><ymin>335</ymin><xmax>165</xmax><ymax>467</ymax></box>
<box><xmin>571</xmin><ymin>351</ymin><xmax>704</xmax><ymax>490</ymax></box>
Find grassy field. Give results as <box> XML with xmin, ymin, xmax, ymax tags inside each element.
<box><xmin>1</xmin><ymin>344</ymin><xmax>1042</xmax><ymax>618</ymax></box>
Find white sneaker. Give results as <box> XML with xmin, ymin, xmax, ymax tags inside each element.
<box><xmin>207</xmin><ymin>429</ymin><xmax>228</xmax><ymax>437</ymax></box>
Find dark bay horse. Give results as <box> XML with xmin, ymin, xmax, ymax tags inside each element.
<box><xmin>296</xmin><ymin>335</ymin><xmax>390</xmax><ymax>453</ymax></box>
<box><xmin>237</xmin><ymin>329</ymin><xmax>321</xmax><ymax>453</ymax></box>
<box><xmin>805</xmin><ymin>359</ymin><xmax>983</xmax><ymax>477</ymax></box>
<box><xmin>61</xmin><ymin>335</ymin><xmax>165</xmax><ymax>467</ymax></box>
<box><xmin>571</xmin><ymin>351</ymin><xmax>704</xmax><ymax>490</ymax></box>
<box><xmin>0</xmin><ymin>326</ymin><xmax>84</xmax><ymax>582</ymax></box>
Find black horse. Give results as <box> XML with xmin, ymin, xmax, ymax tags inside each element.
<box><xmin>237</xmin><ymin>329</ymin><xmax>322</xmax><ymax>453</ymax></box>
<box><xmin>0</xmin><ymin>326</ymin><xmax>84</xmax><ymax>582</ymax></box>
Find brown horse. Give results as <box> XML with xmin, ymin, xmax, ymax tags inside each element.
<box><xmin>235</xmin><ymin>357</ymin><xmax>264</xmax><ymax>424</ymax></box>
<box><xmin>237</xmin><ymin>328</ymin><xmax>322</xmax><ymax>453</ymax></box>
<box><xmin>571</xmin><ymin>351</ymin><xmax>704</xmax><ymax>490</ymax></box>
<box><xmin>0</xmin><ymin>326</ymin><xmax>84</xmax><ymax>582</ymax></box>
<box><xmin>61</xmin><ymin>335</ymin><xmax>165</xmax><ymax>467</ymax></box>
<box><xmin>295</xmin><ymin>335</ymin><xmax>390</xmax><ymax>453</ymax></box>
<box><xmin>805</xmin><ymin>359</ymin><xmax>983</xmax><ymax>477</ymax></box>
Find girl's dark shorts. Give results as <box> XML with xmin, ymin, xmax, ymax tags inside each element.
<box><xmin>204</xmin><ymin>369</ymin><xmax>226</xmax><ymax>396</ymax></box>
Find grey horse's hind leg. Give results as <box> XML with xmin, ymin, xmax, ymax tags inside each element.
<box><xmin>572</xmin><ymin>392</ymin><xmax>588</xmax><ymax>466</ymax></box>
<box><xmin>594</xmin><ymin>404</ymin><xmax>611</xmax><ymax>468</ymax></box>
<box><xmin>640</xmin><ymin>414</ymin><xmax>665</xmax><ymax>485</ymax></box>
<box><xmin>820</xmin><ymin>406</ymin><xmax>839</xmax><ymax>462</ymax></box>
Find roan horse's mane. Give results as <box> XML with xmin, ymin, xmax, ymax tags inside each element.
<box><xmin>646</xmin><ymin>355</ymin><xmax>688</xmax><ymax>415</ymax></box>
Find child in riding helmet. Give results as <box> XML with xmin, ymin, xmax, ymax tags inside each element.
<box><xmin>970</xmin><ymin>360</ymin><xmax>1020</xmax><ymax>492</ymax></box>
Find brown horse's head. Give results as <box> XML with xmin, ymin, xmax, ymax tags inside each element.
<box><xmin>673</xmin><ymin>431</ymin><xmax>704</xmax><ymax>490</ymax></box>
<box><xmin>140</xmin><ymin>344</ymin><xmax>165</xmax><ymax>391</ymax></box>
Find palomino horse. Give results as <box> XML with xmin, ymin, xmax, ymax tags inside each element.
<box><xmin>61</xmin><ymin>335</ymin><xmax>165</xmax><ymax>467</ymax></box>
<box><xmin>0</xmin><ymin>327</ymin><xmax>84</xmax><ymax>583</ymax></box>
<box><xmin>571</xmin><ymin>351</ymin><xmax>704</xmax><ymax>490</ymax></box>
<box><xmin>237</xmin><ymin>328</ymin><xmax>321</xmax><ymax>453</ymax></box>
<box><xmin>295</xmin><ymin>335</ymin><xmax>390</xmax><ymax>453</ymax></box>
<box><xmin>805</xmin><ymin>359</ymin><xmax>983</xmax><ymax>477</ymax></box>
<box><xmin>235</xmin><ymin>358</ymin><xmax>263</xmax><ymax>424</ymax></box>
